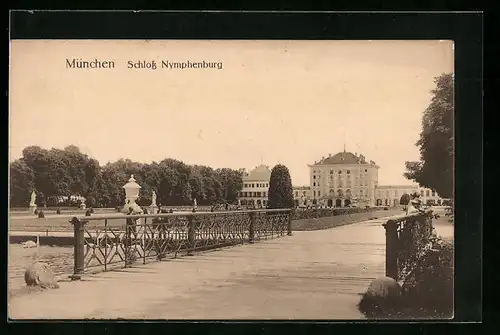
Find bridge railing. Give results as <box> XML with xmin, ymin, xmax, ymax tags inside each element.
<box><xmin>382</xmin><ymin>210</ymin><xmax>434</xmax><ymax>284</ymax></box>
<box><xmin>69</xmin><ymin>209</ymin><xmax>292</xmax><ymax>279</ymax></box>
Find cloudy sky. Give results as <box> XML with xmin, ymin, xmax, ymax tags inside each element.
<box><xmin>10</xmin><ymin>40</ymin><xmax>453</xmax><ymax>186</ymax></box>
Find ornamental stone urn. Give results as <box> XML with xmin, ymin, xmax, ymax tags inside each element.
<box><xmin>121</xmin><ymin>175</ymin><xmax>143</xmax><ymax>214</ymax></box>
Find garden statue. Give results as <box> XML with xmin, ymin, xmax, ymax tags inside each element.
<box><xmin>30</xmin><ymin>191</ymin><xmax>36</xmax><ymax>206</ymax></box>
<box><xmin>149</xmin><ymin>190</ymin><xmax>159</xmax><ymax>214</ymax></box>
<box><xmin>151</xmin><ymin>191</ymin><xmax>157</xmax><ymax>207</ymax></box>
<box><xmin>29</xmin><ymin>191</ymin><xmax>37</xmax><ymax>214</ymax></box>
<box><xmin>406</xmin><ymin>197</ymin><xmax>423</xmax><ymax>215</ymax></box>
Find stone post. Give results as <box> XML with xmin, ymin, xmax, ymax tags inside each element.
<box><xmin>187</xmin><ymin>215</ymin><xmax>196</xmax><ymax>255</ymax></box>
<box><xmin>248</xmin><ymin>211</ymin><xmax>255</xmax><ymax>243</ymax></box>
<box><xmin>287</xmin><ymin>210</ymin><xmax>293</xmax><ymax>236</ymax></box>
<box><xmin>383</xmin><ymin>219</ymin><xmax>399</xmax><ymax>280</ymax></box>
<box><xmin>70</xmin><ymin>217</ymin><xmax>86</xmax><ymax>280</ymax></box>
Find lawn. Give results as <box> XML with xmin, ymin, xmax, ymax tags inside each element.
<box><xmin>291</xmin><ymin>208</ymin><xmax>404</xmax><ymax>231</ymax></box>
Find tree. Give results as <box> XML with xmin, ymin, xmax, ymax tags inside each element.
<box><xmin>399</xmin><ymin>193</ymin><xmax>411</xmax><ymax>206</ymax></box>
<box><xmin>36</xmin><ymin>191</ymin><xmax>46</xmax><ymax>207</ymax></box>
<box><xmin>9</xmin><ymin>159</ymin><xmax>35</xmax><ymax>207</ymax></box>
<box><xmin>86</xmin><ymin>195</ymin><xmax>96</xmax><ymax>208</ymax></box>
<box><xmin>404</xmin><ymin>73</ymin><xmax>454</xmax><ymax>199</ymax></box>
<box><xmin>267</xmin><ymin>164</ymin><xmax>294</xmax><ymax>209</ymax></box>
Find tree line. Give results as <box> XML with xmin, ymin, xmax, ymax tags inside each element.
<box><xmin>9</xmin><ymin>145</ymin><xmax>244</xmax><ymax>208</ymax></box>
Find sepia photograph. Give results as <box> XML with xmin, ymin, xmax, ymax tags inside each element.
<box><xmin>8</xmin><ymin>39</ymin><xmax>455</xmax><ymax>320</ymax></box>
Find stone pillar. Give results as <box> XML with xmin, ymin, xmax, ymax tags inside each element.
<box><xmin>383</xmin><ymin>220</ymin><xmax>399</xmax><ymax>280</ymax></box>
<box><xmin>70</xmin><ymin>217</ymin><xmax>86</xmax><ymax>280</ymax></box>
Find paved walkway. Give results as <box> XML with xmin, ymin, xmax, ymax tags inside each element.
<box><xmin>8</xmin><ymin>211</ymin><xmax>453</xmax><ymax>320</ymax></box>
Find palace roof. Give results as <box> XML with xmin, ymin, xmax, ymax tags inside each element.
<box><xmin>312</xmin><ymin>151</ymin><xmax>371</xmax><ymax>165</ymax></box>
<box><xmin>243</xmin><ymin>164</ymin><xmax>271</xmax><ymax>181</ymax></box>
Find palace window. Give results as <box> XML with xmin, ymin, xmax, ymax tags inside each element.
<box><xmin>426</xmin><ymin>190</ymin><xmax>430</xmax><ymax>197</ymax></box>
<box><xmin>338</xmin><ymin>170</ymin><xmax>342</xmax><ymax>174</ymax></box>
<box><xmin>313</xmin><ymin>175</ymin><xmax>316</xmax><ymax>179</ymax></box>
<box><xmin>365</xmin><ymin>169</ymin><xmax>367</xmax><ymax>172</ymax></box>
<box><xmin>347</xmin><ymin>170</ymin><xmax>350</xmax><ymax>174</ymax></box>
<box><xmin>318</xmin><ymin>191</ymin><xmax>321</xmax><ymax>197</ymax></box>
<box><xmin>313</xmin><ymin>182</ymin><xmax>316</xmax><ymax>187</ymax></box>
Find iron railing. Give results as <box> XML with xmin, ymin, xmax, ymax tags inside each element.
<box><xmin>382</xmin><ymin>210</ymin><xmax>434</xmax><ymax>284</ymax></box>
<box><xmin>69</xmin><ymin>209</ymin><xmax>292</xmax><ymax>279</ymax></box>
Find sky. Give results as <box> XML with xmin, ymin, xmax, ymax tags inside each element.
<box><xmin>9</xmin><ymin>40</ymin><xmax>454</xmax><ymax>186</ymax></box>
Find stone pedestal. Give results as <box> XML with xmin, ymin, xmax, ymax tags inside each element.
<box><xmin>121</xmin><ymin>201</ymin><xmax>143</xmax><ymax>214</ymax></box>
<box><xmin>29</xmin><ymin>205</ymin><xmax>37</xmax><ymax>214</ymax></box>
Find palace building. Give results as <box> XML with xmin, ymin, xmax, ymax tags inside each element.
<box><xmin>308</xmin><ymin>150</ymin><xmax>379</xmax><ymax>207</ymax></box>
<box><xmin>237</xmin><ymin>165</ymin><xmax>313</xmax><ymax>208</ymax></box>
<box><xmin>237</xmin><ymin>164</ymin><xmax>272</xmax><ymax>208</ymax></box>
<box><xmin>293</xmin><ymin>186</ymin><xmax>312</xmax><ymax>207</ymax></box>
<box><xmin>308</xmin><ymin>150</ymin><xmax>444</xmax><ymax>208</ymax></box>
<box><xmin>375</xmin><ymin>185</ymin><xmax>445</xmax><ymax>207</ymax></box>
<box><xmin>375</xmin><ymin>185</ymin><xmax>419</xmax><ymax>207</ymax></box>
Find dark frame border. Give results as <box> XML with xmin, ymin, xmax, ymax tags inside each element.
<box><xmin>7</xmin><ymin>9</ymin><xmax>482</xmax><ymax>331</ymax></box>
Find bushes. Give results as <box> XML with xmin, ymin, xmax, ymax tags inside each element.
<box><xmin>358</xmin><ymin>237</ymin><xmax>454</xmax><ymax>319</ymax></box>
<box><xmin>401</xmin><ymin>237</ymin><xmax>454</xmax><ymax>317</ymax></box>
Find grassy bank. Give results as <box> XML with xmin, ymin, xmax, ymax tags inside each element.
<box><xmin>291</xmin><ymin>208</ymin><xmax>403</xmax><ymax>231</ymax></box>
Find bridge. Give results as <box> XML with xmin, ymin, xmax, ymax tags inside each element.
<box><xmin>8</xmin><ymin>208</ymin><xmax>451</xmax><ymax>319</ymax></box>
